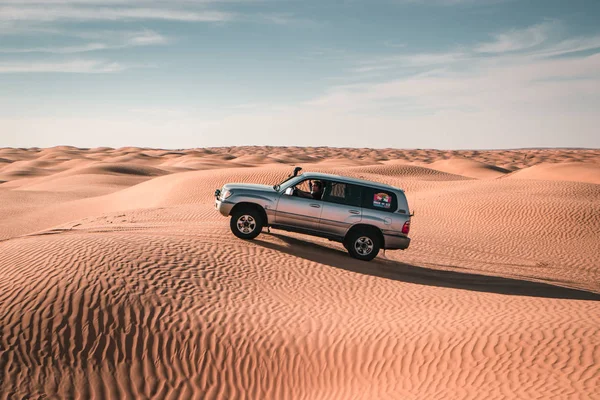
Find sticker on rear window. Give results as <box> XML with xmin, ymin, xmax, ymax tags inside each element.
<box><xmin>373</xmin><ymin>192</ymin><xmax>391</xmax><ymax>208</ymax></box>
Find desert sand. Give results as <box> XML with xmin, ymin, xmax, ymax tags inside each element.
<box><xmin>1</xmin><ymin>146</ymin><xmax>599</xmax><ymax>399</ymax></box>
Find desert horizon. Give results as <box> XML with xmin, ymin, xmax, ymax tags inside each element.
<box><xmin>1</xmin><ymin>146</ymin><xmax>599</xmax><ymax>399</ymax></box>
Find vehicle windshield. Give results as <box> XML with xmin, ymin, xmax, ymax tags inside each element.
<box><xmin>273</xmin><ymin>174</ymin><xmax>301</xmax><ymax>191</ymax></box>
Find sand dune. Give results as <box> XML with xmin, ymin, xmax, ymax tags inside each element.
<box><xmin>16</xmin><ymin>174</ymin><xmax>149</xmax><ymax>195</ymax></box>
<box><xmin>426</xmin><ymin>158</ymin><xmax>510</xmax><ymax>179</ymax></box>
<box><xmin>0</xmin><ymin>159</ymin><xmax>58</xmax><ymax>180</ymax></box>
<box><xmin>342</xmin><ymin>162</ymin><xmax>471</xmax><ymax>181</ymax></box>
<box><xmin>506</xmin><ymin>161</ymin><xmax>600</xmax><ymax>185</ymax></box>
<box><xmin>1</xmin><ymin>146</ymin><xmax>599</xmax><ymax>399</ymax></box>
<box><xmin>69</xmin><ymin>162</ymin><xmax>168</xmax><ymax>177</ymax></box>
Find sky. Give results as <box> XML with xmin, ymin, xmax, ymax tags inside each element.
<box><xmin>1</xmin><ymin>0</ymin><xmax>599</xmax><ymax>149</ymax></box>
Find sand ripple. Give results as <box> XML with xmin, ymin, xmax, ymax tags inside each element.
<box><xmin>1</xmin><ymin>147</ymin><xmax>599</xmax><ymax>399</ymax></box>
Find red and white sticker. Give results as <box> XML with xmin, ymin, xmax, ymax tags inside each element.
<box><xmin>373</xmin><ymin>192</ymin><xmax>391</xmax><ymax>208</ymax></box>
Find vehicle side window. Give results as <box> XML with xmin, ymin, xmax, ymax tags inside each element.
<box><xmin>323</xmin><ymin>181</ymin><xmax>362</xmax><ymax>207</ymax></box>
<box><xmin>295</xmin><ymin>179</ymin><xmax>311</xmax><ymax>193</ymax></box>
<box><xmin>361</xmin><ymin>187</ymin><xmax>397</xmax><ymax>213</ymax></box>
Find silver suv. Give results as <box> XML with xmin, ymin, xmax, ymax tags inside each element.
<box><xmin>214</xmin><ymin>167</ymin><xmax>411</xmax><ymax>261</ymax></box>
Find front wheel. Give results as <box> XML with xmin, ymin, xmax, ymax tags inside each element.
<box><xmin>346</xmin><ymin>230</ymin><xmax>380</xmax><ymax>261</ymax></box>
<box><xmin>230</xmin><ymin>208</ymin><xmax>263</xmax><ymax>240</ymax></box>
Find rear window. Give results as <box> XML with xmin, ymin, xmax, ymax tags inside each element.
<box><xmin>323</xmin><ymin>181</ymin><xmax>362</xmax><ymax>207</ymax></box>
<box><xmin>361</xmin><ymin>187</ymin><xmax>397</xmax><ymax>213</ymax></box>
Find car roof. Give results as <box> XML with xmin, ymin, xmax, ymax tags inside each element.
<box><xmin>301</xmin><ymin>172</ymin><xmax>403</xmax><ymax>192</ymax></box>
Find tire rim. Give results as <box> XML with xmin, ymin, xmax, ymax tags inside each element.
<box><xmin>355</xmin><ymin>236</ymin><xmax>374</xmax><ymax>256</ymax></box>
<box><xmin>237</xmin><ymin>215</ymin><xmax>256</xmax><ymax>234</ymax></box>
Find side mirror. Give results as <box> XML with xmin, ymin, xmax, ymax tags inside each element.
<box><xmin>284</xmin><ymin>187</ymin><xmax>294</xmax><ymax>196</ymax></box>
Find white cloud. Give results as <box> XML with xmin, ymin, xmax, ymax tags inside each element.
<box><xmin>0</xmin><ymin>59</ymin><xmax>130</xmax><ymax>73</ymax></box>
<box><xmin>0</xmin><ymin>6</ymin><xmax>233</xmax><ymax>22</ymax></box>
<box><xmin>314</xmin><ymin>53</ymin><xmax>600</xmax><ymax>115</ymax></box>
<box><xmin>0</xmin><ymin>21</ymin><xmax>63</xmax><ymax>36</ymax></box>
<box><xmin>398</xmin><ymin>0</ymin><xmax>513</xmax><ymax>4</ymax></box>
<box><xmin>359</xmin><ymin>51</ymin><xmax>466</xmax><ymax>71</ymax></box>
<box><xmin>126</xmin><ymin>30</ymin><xmax>167</xmax><ymax>45</ymax></box>
<box><xmin>317</xmin><ymin>18</ymin><xmax>600</xmax><ymax>115</ymax></box>
<box><xmin>531</xmin><ymin>35</ymin><xmax>600</xmax><ymax>58</ymax></box>
<box><xmin>179</xmin><ymin>22</ymin><xmax>598</xmax><ymax>149</ymax></box>
<box><xmin>351</xmin><ymin>21</ymin><xmax>600</xmax><ymax>80</ymax></box>
<box><xmin>475</xmin><ymin>20</ymin><xmax>558</xmax><ymax>53</ymax></box>
<box><xmin>471</xmin><ymin>19</ymin><xmax>599</xmax><ymax>58</ymax></box>
<box><xmin>2</xmin><ymin>0</ymin><xmax>248</xmax><ymax>3</ymax></box>
<box><xmin>0</xmin><ymin>43</ymin><xmax>110</xmax><ymax>54</ymax></box>
<box><xmin>1</xmin><ymin>19</ymin><xmax>599</xmax><ymax>149</ymax></box>
<box><xmin>2</xmin><ymin>46</ymin><xmax>598</xmax><ymax>147</ymax></box>
<box><xmin>352</xmin><ymin>51</ymin><xmax>467</xmax><ymax>77</ymax></box>
<box><xmin>352</xmin><ymin>65</ymin><xmax>395</xmax><ymax>74</ymax></box>
<box><xmin>0</xmin><ymin>30</ymin><xmax>168</xmax><ymax>53</ymax></box>
<box><xmin>394</xmin><ymin>51</ymin><xmax>467</xmax><ymax>67</ymax></box>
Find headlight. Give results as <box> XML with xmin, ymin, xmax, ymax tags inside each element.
<box><xmin>222</xmin><ymin>190</ymin><xmax>233</xmax><ymax>200</ymax></box>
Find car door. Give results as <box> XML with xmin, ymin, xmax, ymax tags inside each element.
<box><xmin>274</xmin><ymin>179</ymin><xmax>322</xmax><ymax>230</ymax></box>
<box><xmin>318</xmin><ymin>181</ymin><xmax>362</xmax><ymax>237</ymax></box>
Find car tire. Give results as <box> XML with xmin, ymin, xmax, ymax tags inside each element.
<box><xmin>346</xmin><ymin>229</ymin><xmax>380</xmax><ymax>261</ymax></box>
<box><xmin>230</xmin><ymin>208</ymin><xmax>263</xmax><ymax>240</ymax></box>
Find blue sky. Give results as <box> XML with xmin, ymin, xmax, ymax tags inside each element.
<box><xmin>1</xmin><ymin>0</ymin><xmax>599</xmax><ymax>149</ymax></box>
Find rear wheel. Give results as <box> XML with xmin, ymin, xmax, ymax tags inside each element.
<box><xmin>346</xmin><ymin>229</ymin><xmax>380</xmax><ymax>261</ymax></box>
<box><xmin>230</xmin><ymin>208</ymin><xmax>263</xmax><ymax>240</ymax></box>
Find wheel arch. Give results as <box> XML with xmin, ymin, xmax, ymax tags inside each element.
<box><xmin>230</xmin><ymin>202</ymin><xmax>269</xmax><ymax>225</ymax></box>
<box><xmin>344</xmin><ymin>223</ymin><xmax>385</xmax><ymax>248</ymax></box>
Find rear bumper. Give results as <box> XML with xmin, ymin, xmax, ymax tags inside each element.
<box><xmin>383</xmin><ymin>233</ymin><xmax>410</xmax><ymax>250</ymax></box>
<box><xmin>215</xmin><ymin>198</ymin><xmax>234</xmax><ymax>217</ymax></box>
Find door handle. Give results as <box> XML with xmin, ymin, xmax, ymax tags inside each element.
<box><xmin>349</xmin><ymin>210</ymin><xmax>360</xmax><ymax>214</ymax></box>
<box><xmin>310</xmin><ymin>204</ymin><xmax>321</xmax><ymax>208</ymax></box>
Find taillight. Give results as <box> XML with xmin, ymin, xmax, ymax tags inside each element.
<box><xmin>402</xmin><ymin>220</ymin><xmax>410</xmax><ymax>234</ymax></box>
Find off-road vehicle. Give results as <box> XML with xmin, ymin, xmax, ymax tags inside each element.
<box><xmin>215</xmin><ymin>167</ymin><xmax>411</xmax><ymax>261</ymax></box>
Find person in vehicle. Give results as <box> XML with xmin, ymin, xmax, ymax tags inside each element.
<box><xmin>297</xmin><ymin>180</ymin><xmax>324</xmax><ymax>200</ymax></box>
<box><xmin>311</xmin><ymin>180</ymin><xmax>324</xmax><ymax>200</ymax></box>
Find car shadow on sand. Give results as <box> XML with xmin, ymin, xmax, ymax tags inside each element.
<box><xmin>254</xmin><ymin>233</ymin><xmax>600</xmax><ymax>301</ymax></box>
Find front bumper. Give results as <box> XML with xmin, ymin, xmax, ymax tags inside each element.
<box><xmin>383</xmin><ymin>233</ymin><xmax>410</xmax><ymax>250</ymax></box>
<box><xmin>215</xmin><ymin>198</ymin><xmax>235</xmax><ymax>217</ymax></box>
